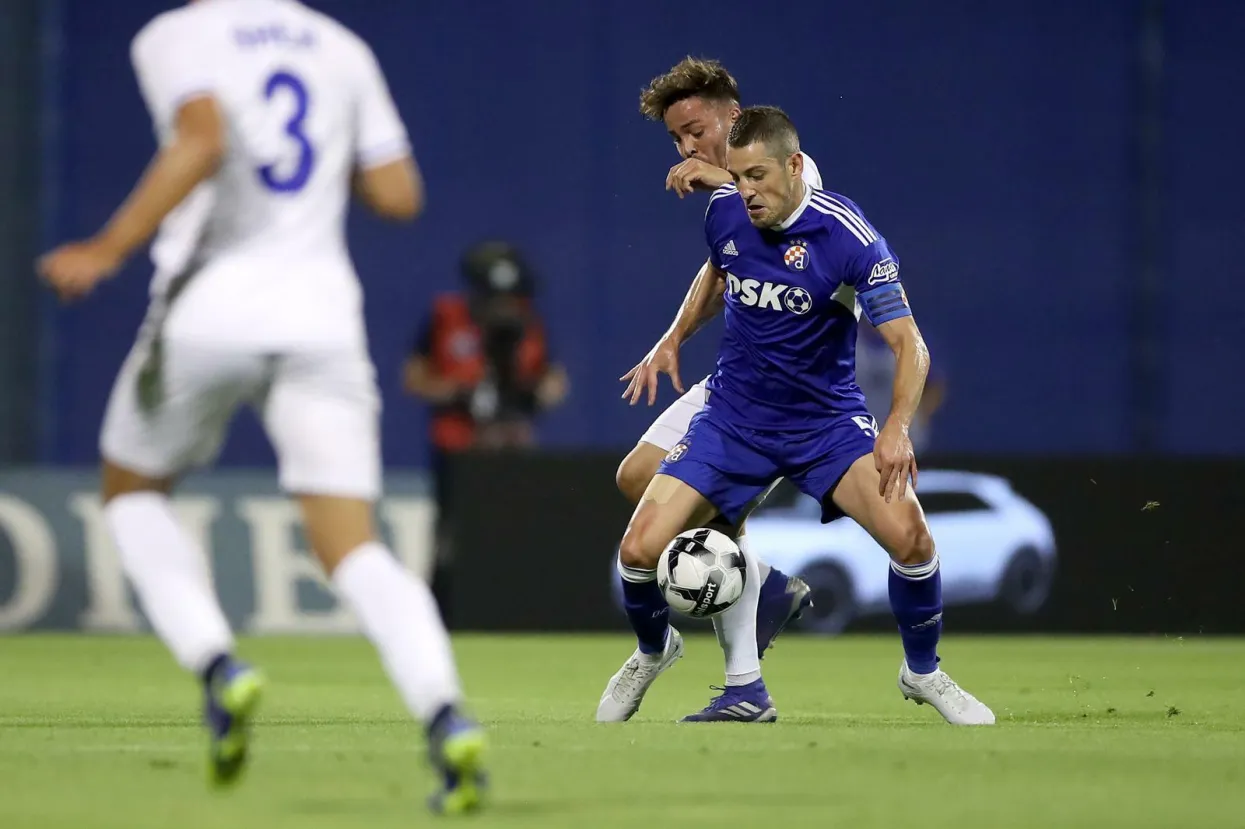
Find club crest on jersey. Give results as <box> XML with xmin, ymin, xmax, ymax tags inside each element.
<box><xmin>868</xmin><ymin>257</ymin><xmax>899</xmax><ymax>285</ymax></box>
<box><xmin>783</xmin><ymin>242</ymin><xmax>810</xmax><ymax>271</ymax></box>
<box><xmin>665</xmin><ymin>443</ymin><xmax>689</xmax><ymax>463</ymax></box>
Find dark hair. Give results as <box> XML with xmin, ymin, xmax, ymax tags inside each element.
<box><xmin>638</xmin><ymin>56</ymin><xmax>740</xmax><ymax>121</ymax></box>
<box><xmin>727</xmin><ymin>105</ymin><xmax>800</xmax><ymax>159</ymax></box>
<box><xmin>461</xmin><ymin>240</ymin><xmax>534</xmax><ymax>298</ymax></box>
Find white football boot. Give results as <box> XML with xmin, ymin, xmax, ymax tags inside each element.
<box><xmin>595</xmin><ymin>627</ymin><xmax>684</xmax><ymax>722</ymax></box>
<box><xmin>898</xmin><ymin>661</ymin><xmax>996</xmax><ymax>725</ymax></box>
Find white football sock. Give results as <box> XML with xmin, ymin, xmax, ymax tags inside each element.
<box><xmin>332</xmin><ymin>542</ymin><xmax>462</xmax><ymax>722</ymax></box>
<box><xmin>714</xmin><ymin>533</ymin><xmax>762</xmax><ymax>686</ymax></box>
<box><xmin>104</xmin><ymin>492</ymin><xmax>234</xmax><ymax>674</ymax></box>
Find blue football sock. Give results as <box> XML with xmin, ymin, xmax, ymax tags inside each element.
<box><xmin>888</xmin><ymin>554</ymin><xmax>942</xmax><ymax>675</ymax></box>
<box><xmin>758</xmin><ymin>567</ymin><xmax>790</xmax><ymax>605</ymax></box>
<box><xmin>200</xmin><ymin>652</ymin><xmax>231</xmax><ymax>687</ymax></box>
<box><xmin>617</xmin><ymin>565</ymin><xmax>669</xmax><ymax>655</ymax></box>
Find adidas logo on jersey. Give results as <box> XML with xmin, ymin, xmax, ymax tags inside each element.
<box><xmin>725</xmin><ymin>274</ymin><xmax>813</xmax><ymax>315</ymax></box>
<box><xmin>720</xmin><ymin>240</ymin><xmax>739</xmax><ymax>257</ymax></box>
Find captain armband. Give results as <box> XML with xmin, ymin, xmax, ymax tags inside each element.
<box><xmin>858</xmin><ymin>283</ymin><xmax>912</xmax><ymax>326</ymax></box>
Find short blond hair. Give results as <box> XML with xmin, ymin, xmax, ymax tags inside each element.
<box><xmin>638</xmin><ymin>57</ymin><xmax>741</xmax><ymax>121</ymax></box>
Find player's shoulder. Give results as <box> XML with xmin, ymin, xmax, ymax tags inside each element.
<box><xmin>806</xmin><ymin>188</ymin><xmax>882</xmax><ymax>249</ymax></box>
<box><xmin>131</xmin><ymin>6</ymin><xmax>202</xmax><ymax>59</ymax></box>
<box><xmin>131</xmin><ymin>1</ymin><xmax>246</xmax><ymax>63</ymax></box>
<box><xmin>705</xmin><ymin>183</ymin><xmax>742</xmax><ymax>221</ymax></box>
<box><xmin>707</xmin><ymin>182</ymin><xmax>738</xmax><ymax>208</ymax></box>
<box><xmin>703</xmin><ymin>184</ymin><xmax>749</xmax><ymax>247</ymax></box>
<box><xmin>297</xmin><ymin>4</ymin><xmax>376</xmax><ymax>60</ymax></box>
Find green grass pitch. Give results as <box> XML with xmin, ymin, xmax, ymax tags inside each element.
<box><xmin>1</xmin><ymin>634</ymin><xmax>1243</xmax><ymax>828</ymax></box>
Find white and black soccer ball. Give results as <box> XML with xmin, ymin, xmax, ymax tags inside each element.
<box><xmin>657</xmin><ymin>528</ymin><xmax>747</xmax><ymax>618</ymax></box>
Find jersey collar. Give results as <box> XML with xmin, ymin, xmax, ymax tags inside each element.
<box><xmin>774</xmin><ymin>181</ymin><xmax>811</xmax><ymax>231</ymax></box>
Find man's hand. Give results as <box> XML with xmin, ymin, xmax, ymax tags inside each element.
<box><xmin>620</xmin><ymin>336</ymin><xmax>684</xmax><ymax>406</ymax></box>
<box><xmin>665</xmin><ymin>158</ymin><xmax>732</xmax><ymax>198</ymax></box>
<box><xmin>423</xmin><ymin>376</ymin><xmax>468</xmax><ymax>406</ymax></box>
<box><xmin>535</xmin><ymin>366</ymin><xmax>570</xmax><ymax>410</ymax></box>
<box><xmin>37</xmin><ymin>237</ymin><xmax>125</xmax><ymax>302</ymax></box>
<box><xmin>874</xmin><ymin>420</ymin><xmax>918</xmax><ymax>504</ymax></box>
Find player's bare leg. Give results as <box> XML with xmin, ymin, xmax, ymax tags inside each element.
<box><xmin>617</xmin><ymin>441</ymin><xmax>811</xmax><ymax>659</ymax></box>
<box><xmin>298</xmin><ymin>494</ymin><xmax>486</xmax><ymax>813</ymax></box>
<box><xmin>597</xmin><ymin>474</ymin><xmax>718</xmax><ymax>722</ymax></box>
<box><xmin>101</xmin><ymin>460</ymin><xmax>263</xmax><ymax>787</ymax></box>
<box><xmin>832</xmin><ymin>455</ymin><xmax>995</xmax><ymax>725</ymax></box>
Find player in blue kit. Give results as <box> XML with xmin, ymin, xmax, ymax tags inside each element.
<box><xmin>601</xmin><ymin>59</ymin><xmax>817</xmax><ymax>723</ymax></box>
<box><xmin>599</xmin><ymin>106</ymin><xmax>995</xmax><ymax>725</ymax></box>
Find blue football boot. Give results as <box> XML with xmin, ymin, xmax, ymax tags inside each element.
<box><xmin>681</xmin><ymin>679</ymin><xmax>778</xmax><ymax>723</ymax></box>
<box><xmin>756</xmin><ymin>571</ymin><xmax>814</xmax><ymax>658</ymax></box>
<box><xmin>427</xmin><ymin>705</ymin><xmax>489</xmax><ymax>815</ymax></box>
<box><xmin>203</xmin><ymin>657</ymin><xmax>264</xmax><ymax>788</ymax></box>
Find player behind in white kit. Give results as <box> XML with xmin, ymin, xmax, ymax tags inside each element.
<box><xmin>598</xmin><ymin>58</ymin><xmax>815</xmax><ymax>722</ymax></box>
<box><xmin>37</xmin><ymin>0</ymin><xmax>486</xmax><ymax>815</ymax></box>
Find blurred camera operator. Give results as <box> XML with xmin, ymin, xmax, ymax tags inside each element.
<box><xmin>403</xmin><ymin>241</ymin><xmax>569</xmax><ymax>457</ymax></box>
<box><xmin>403</xmin><ymin>242</ymin><xmax>568</xmax><ymax>617</ymax></box>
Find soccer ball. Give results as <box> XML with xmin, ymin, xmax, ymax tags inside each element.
<box><xmin>657</xmin><ymin>528</ymin><xmax>747</xmax><ymax>618</ymax></box>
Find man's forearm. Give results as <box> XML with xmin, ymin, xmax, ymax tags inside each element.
<box><xmin>665</xmin><ymin>261</ymin><xmax>725</xmax><ymax>345</ymax></box>
<box><xmin>887</xmin><ymin>337</ymin><xmax>931</xmax><ymax>431</ymax></box>
<box><xmin>97</xmin><ymin>138</ymin><xmax>221</xmax><ymax>262</ymax></box>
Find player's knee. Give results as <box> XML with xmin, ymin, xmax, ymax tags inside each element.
<box><xmin>100</xmin><ymin>460</ymin><xmax>174</xmax><ymax>504</ymax></box>
<box><xmin>615</xmin><ymin>449</ymin><xmax>657</xmax><ymax>505</ymax></box>
<box><xmin>889</xmin><ymin>521</ymin><xmax>935</xmax><ymax>568</ymax></box>
<box><xmin>618</xmin><ymin>526</ymin><xmax>662</xmax><ymax>571</ymax></box>
<box><xmin>295</xmin><ymin>494</ymin><xmax>377</xmax><ymax>574</ymax></box>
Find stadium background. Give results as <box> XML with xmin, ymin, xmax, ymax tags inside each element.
<box><xmin>0</xmin><ymin>0</ymin><xmax>1241</xmax><ymax>636</ymax></box>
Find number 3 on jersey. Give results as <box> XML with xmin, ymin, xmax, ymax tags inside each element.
<box><xmin>257</xmin><ymin>71</ymin><xmax>315</xmax><ymax>193</ymax></box>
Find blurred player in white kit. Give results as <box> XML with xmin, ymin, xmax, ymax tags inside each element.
<box><xmin>37</xmin><ymin>0</ymin><xmax>487</xmax><ymax>815</ymax></box>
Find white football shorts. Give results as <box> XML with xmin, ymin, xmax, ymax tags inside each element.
<box><xmin>100</xmin><ymin>334</ymin><xmax>382</xmax><ymax>500</ymax></box>
<box><xmin>637</xmin><ymin>376</ymin><xmax>710</xmax><ymax>453</ymax></box>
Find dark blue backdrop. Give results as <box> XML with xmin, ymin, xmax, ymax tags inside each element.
<box><xmin>41</xmin><ymin>0</ymin><xmax>1245</xmax><ymax>466</ymax></box>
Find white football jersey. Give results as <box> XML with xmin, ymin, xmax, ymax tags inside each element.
<box><xmin>131</xmin><ymin>0</ymin><xmax>409</xmax><ymax>347</ymax></box>
<box><xmin>799</xmin><ymin>152</ymin><xmax>823</xmax><ymax>189</ymax></box>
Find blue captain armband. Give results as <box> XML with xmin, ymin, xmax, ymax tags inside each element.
<box><xmin>858</xmin><ymin>283</ymin><xmax>912</xmax><ymax>326</ymax></box>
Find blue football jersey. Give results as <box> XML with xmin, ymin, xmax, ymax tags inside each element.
<box><xmin>703</xmin><ymin>182</ymin><xmax>911</xmax><ymax>431</ymax></box>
